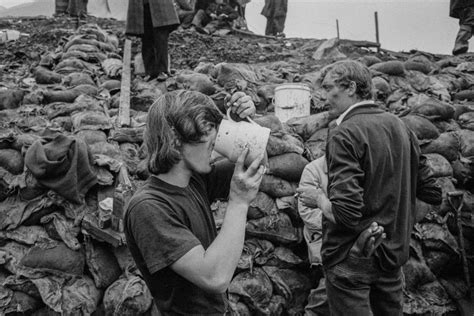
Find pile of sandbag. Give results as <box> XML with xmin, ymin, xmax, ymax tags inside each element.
<box><xmin>0</xmin><ymin>21</ymin><xmax>473</xmax><ymax>315</ymax></box>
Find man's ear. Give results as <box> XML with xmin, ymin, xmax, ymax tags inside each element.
<box><xmin>348</xmin><ymin>81</ymin><xmax>357</xmax><ymax>96</ymax></box>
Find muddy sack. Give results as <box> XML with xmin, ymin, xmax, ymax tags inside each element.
<box><xmin>458</xmin><ymin>129</ymin><xmax>474</xmax><ymax>159</ymax></box>
<box><xmin>248</xmin><ymin>191</ymin><xmax>277</xmax><ymax>220</ymax></box>
<box><xmin>402</xmin><ymin>239</ymin><xmax>436</xmax><ymax>291</ymax></box>
<box><xmin>421</xmin><ymin>132</ymin><xmax>459</xmax><ymax>162</ymax></box>
<box><xmin>285</xmin><ymin>112</ymin><xmax>330</xmax><ymax>141</ymax></box>
<box><xmin>246</xmin><ymin>212</ymin><xmax>302</xmax><ymax>245</ymax></box>
<box><xmin>401</xmin><ymin>115</ymin><xmax>440</xmax><ymax>141</ymax></box>
<box><xmin>265</xmin><ymin>247</ymin><xmax>305</xmax><ymax>269</ymax></box>
<box><xmin>262</xmin><ymin>266</ymin><xmax>312</xmax><ymax>315</ymax></box>
<box><xmin>228</xmin><ymin>267</ymin><xmax>274</xmax><ymax>314</ymax></box>
<box><xmin>19</xmin><ymin>241</ymin><xmax>85</xmax><ymax>276</ymax></box>
<box><xmin>72</xmin><ymin>111</ymin><xmax>112</xmax><ymax>131</ymax></box>
<box><xmin>108</xmin><ymin>127</ymin><xmax>144</xmax><ymax>144</ymax></box>
<box><xmin>176</xmin><ymin>71</ymin><xmax>216</xmax><ymax>95</ymax></box>
<box><xmin>75</xmin><ymin>130</ymin><xmax>108</xmax><ymax>145</ymax></box>
<box><xmin>238</xmin><ymin>238</ymin><xmax>275</xmax><ymax>270</ymax></box>
<box><xmin>0</xmin><ymin>89</ymin><xmax>25</xmax><ymax>110</ymax></box>
<box><xmin>103</xmin><ymin>273</ymin><xmax>153</xmax><ymax>316</ymax></box>
<box><xmin>33</xmin><ymin>66</ymin><xmax>63</xmax><ymax>84</ymax></box>
<box><xmin>424</xmin><ymin>153</ymin><xmax>453</xmax><ymax>178</ymax></box>
<box><xmin>84</xmin><ymin>237</ymin><xmax>122</xmax><ymax>289</ymax></box>
<box><xmin>458</xmin><ymin>111</ymin><xmax>474</xmax><ymax>130</ymax></box>
<box><xmin>410</xmin><ymin>98</ymin><xmax>455</xmax><ymax>121</ymax></box>
<box><xmin>370</xmin><ymin>60</ymin><xmax>405</xmax><ymax>76</ymax></box>
<box><xmin>43</xmin><ymin>84</ymin><xmax>98</xmax><ymax>103</ymax></box>
<box><xmin>259</xmin><ymin>174</ymin><xmax>298</xmax><ymax>198</ymax></box>
<box><xmin>0</xmin><ymin>148</ymin><xmax>24</xmax><ymax>174</ymax></box>
<box><xmin>268</xmin><ymin>153</ymin><xmax>309</xmax><ymax>182</ymax></box>
<box><xmin>266</xmin><ymin>132</ymin><xmax>304</xmax><ymax>157</ymax></box>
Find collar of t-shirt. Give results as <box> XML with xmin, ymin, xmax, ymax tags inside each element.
<box><xmin>335</xmin><ymin>100</ymin><xmax>374</xmax><ymax>126</ymax></box>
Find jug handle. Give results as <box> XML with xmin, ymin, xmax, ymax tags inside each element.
<box><xmin>226</xmin><ymin>108</ymin><xmax>258</xmax><ymax>125</ymax></box>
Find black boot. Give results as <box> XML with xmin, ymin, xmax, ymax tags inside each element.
<box><xmin>453</xmin><ymin>25</ymin><xmax>472</xmax><ymax>55</ymax></box>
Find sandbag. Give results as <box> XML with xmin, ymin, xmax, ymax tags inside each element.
<box><xmin>176</xmin><ymin>71</ymin><xmax>216</xmax><ymax>95</ymax></box>
<box><xmin>435</xmin><ymin>177</ymin><xmax>457</xmax><ymax>215</ymax></box>
<box><xmin>372</xmin><ymin>76</ymin><xmax>391</xmax><ymax>100</ymax></box>
<box><xmin>84</xmin><ymin>237</ymin><xmax>122</xmax><ymax>289</ymax></box>
<box><xmin>265</xmin><ymin>247</ymin><xmax>305</xmax><ymax>269</ymax></box>
<box><xmin>453</xmin><ymin>89</ymin><xmax>474</xmax><ymax>101</ymax></box>
<box><xmin>259</xmin><ymin>174</ymin><xmax>297</xmax><ymax>198</ymax></box>
<box><xmin>63</xmin><ymin>72</ymin><xmax>95</xmax><ymax>87</ymax></box>
<box><xmin>451</xmin><ymin>159</ymin><xmax>474</xmax><ymax>187</ymax></box>
<box><xmin>89</xmin><ymin>141</ymin><xmax>122</xmax><ymax>160</ymax></box>
<box><xmin>370</xmin><ymin>60</ymin><xmax>405</xmax><ymax>76</ymax></box>
<box><xmin>0</xmin><ymin>148</ymin><xmax>24</xmax><ymax>174</ymax></box>
<box><xmin>75</xmin><ymin>129</ymin><xmax>108</xmax><ymax>145</ymax></box>
<box><xmin>43</xmin><ymin>84</ymin><xmax>98</xmax><ymax>103</ymax></box>
<box><xmin>103</xmin><ymin>274</ymin><xmax>153</xmax><ymax>316</ymax></box>
<box><xmin>0</xmin><ymin>241</ymin><xmax>30</xmax><ymax>274</ymax></box>
<box><xmin>0</xmin><ymin>288</ymin><xmax>41</xmax><ymax>315</ymax></box>
<box><xmin>246</xmin><ymin>212</ymin><xmax>302</xmax><ymax>245</ymax></box>
<box><xmin>19</xmin><ymin>241</ymin><xmax>85</xmax><ymax>276</ymax></box>
<box><xmin>247</xmin><ymin>191</ymin><xmax>277</xmax><ymax>220</ymax></box>
<box><xmin>404</xmin><ymin>60</ymin><xmax>432</xmax><ymax>74</ymax></box>
<box><xmin>401</xmin><ymin>115</ymin><xmax>440</xmax><ymax>141</ymax></box>
<box><xmin>40</xmin><ymin>212</ymin><xmax>81</xmax><ymax>251</ymax></box>
<box><xmin>228</xmin><ymin>267</ymin><xmax>274</xmax><ymax>314</ymax></box>
<box><xmin>252</xmin><ymin>114</ymin><xmax>284</xmax><ymax>133</ymax></box>
<box><xmin>33</xmin><ymin>66</ymin><xmax>63</xmax><ymax>84</ymax></box>
<box><xmin>415</xmin><ymin>198</ymin><xmax>435</xmax><ymax>223</ymax></box>
<box><xmin>72</xmin><ymin>111</ymin><xmax>112</xmax><ymax>131</ymax></box>
<box><xmin>403</xmin><ymin>280</ymin><xmax>456</xmax><ymax>315</ymax></box>
<box><xmin>108</xmin><ymin>127</ymin><xmax>144</xmax><ymax>143</ymax></box>
<box><xmin>458</xmin><ymin>129</ymin><xmax>474</xmax><ymax>159</ymax></box>
<box><xmin>285</xmin><ymin>112</ymin><xmax>330</xmax><ymax>141</ymax></box>
<box><xmin>0</xmin><ymin>89</ymin><xmax>25</xmax><ymax>110</ymax></box>
<box><xmin>266</xmin><ymin>132</ymin><xmax>304</xmax><ymax>157</ymax></box>
<box><xmin>360</xmin><ymin>55</ymin><xmax>382</xmax><ymax>67</ymax></box>
<box><xmin>424</xmin><ymin>153</ymin><xmax>453</xmax><ymax>178</ymax></box>
<box><xmin>262</xmin><ymin>266</ymin><xmax>311</xmax><ymax>315</ymax></box>
<box><xmin>458</xmin><ymin>111</ymin><xmax>474</xmax><ymax>130</ymax></box>
<box><xmin>120</xmin><ymin>142</ymin><xmax>141</xmax><ymax>175</ymax></box>
<box><xmin>421</xmin><ymin>132</ymin><xmax>459</xmax><ymax>162</ymax></box>
<box><xmin>238</xmin><ymin>238</ymin><xmax>275</xmax><ymax>270</ymax></box>
<box><xmin>410</xmin><ymin>98</ymin><xmax>454</xmax><ymax>121</ymax></box>
<box><xmin>402</xmin><ymin>239</ymin><xmax>436</xmax><ymax>291</ymax></box>
<box><xmin>0</xmin><ymin>225</ymin><xmax>49</xmax><ymax>245</ymax></box>
<box><xmin>268</xmin><ymin>153</ymin><xmax>309</xmax><ymax>182</ymax></box>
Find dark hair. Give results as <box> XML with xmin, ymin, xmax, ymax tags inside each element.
<box><xmin>144</xmin><ymin>90</ymin><xmax>223</xmax><ymax>174</ymax></box>
<box><xmin>321</xmin><ymin>60</ymin><xmax>373</xmax><ymax>100</ymax></box>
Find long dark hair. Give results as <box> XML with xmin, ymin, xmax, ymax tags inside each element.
<box><xmin>144</xmin><ymin>90</ymin><xmax>223</xmax><ymax>175</ymax></box>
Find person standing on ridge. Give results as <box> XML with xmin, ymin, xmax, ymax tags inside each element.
<box><xmin>450</xmin><ymin>0</ymin><xmax>474</xmax><ymax>55</ymax></box>
<box><xmin>261</xmin><ymin>0</ymin><xmax>288</xmax><ymax>37</ymax></box>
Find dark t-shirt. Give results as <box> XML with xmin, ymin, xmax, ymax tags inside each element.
<box><xmin>124</xmin><ymin>159</ymin><xmax>234</xmax><ymax>315</ymax></box>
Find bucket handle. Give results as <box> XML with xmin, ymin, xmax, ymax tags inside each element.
<box><xmin>226</xmin><ymin>108</ymin><xmax>258</xmax><ymax>125</ymax></box>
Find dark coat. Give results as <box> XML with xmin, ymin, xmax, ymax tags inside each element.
<box><xmin>450</xmin><ymin>0</ymin><xmax>473</xmax><ymax>19</ymax></box>
<box><xmin>261</xmin><ymin>0</ymin><xmax>287</xmax><ymax>18</ymax></box>
<box><xmin>126</xmin><ymin>0</ymin><xmax>180</xmax><ymax>35</ymax></box>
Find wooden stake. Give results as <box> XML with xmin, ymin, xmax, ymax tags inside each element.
<box><xmin>118</xmin><ymin>39</ymin><xmax>132</xmax><ymax>127</ymax></box>
<box><xmin>374</xmin><ymin>11</ymin><xmax>380</xmax><ymax>52</ymax></box>
<box><xmin>336</xmin><ymin>19</ymin><xmax>340</xmax><ymax>39</ymax></box>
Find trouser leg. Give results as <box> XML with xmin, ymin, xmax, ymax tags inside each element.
<box><xmin>274</xmin><ymin>15</ymin><xmax>286</xmax><ymax>34</ymax></box>
<box><xmin>153</xmin><ymin>26</ymin><xmax>172</xmax><ymax>74</ymax></box>
<box><xmin>453</xmin><ymin>6</ymin><xmax>474</xmax><ymax>55</ymax></box>
<box><xmin>142</xmin><ymin>4</ymin><xmax>159</xmax><ymax>77</ymax></box>
<box><xmin>265</xmin><ymin>17</ymin><xmax>275</xmax><ymax>35</ymax></box>
<box><xmin>324</xmin><ymin>256</ymin><xmax>373</xmax><ymax>316</ymax></box>
<box><xmin>369</xmin><ymin>268</ymin><xmax>403</xmax><ymax>316</ymax></box>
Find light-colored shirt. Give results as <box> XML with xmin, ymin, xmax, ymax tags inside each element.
<box><xmin>335</xmin><ymin>100</ymin><xmax>374</xmax><ymax>126</ymax></box>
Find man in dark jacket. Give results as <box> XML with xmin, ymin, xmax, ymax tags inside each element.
<box><xmin>450</xmin><ymin>0</ymin><xmax>474</xmax><ymax>55</ymax></box>
<box><xmin>308</xmin><ymin>60</ymin><xmax>442</xmax><ymax>316</ymax></box>
<box><xmin>261</xmin><ymin>0</ymin><xmax>287</xmax><ymax>37</ymax></box>
<box><xmin>126</xmin><ymin>0</ymin><xmax>179</xmax><ymax>81</ymax></box>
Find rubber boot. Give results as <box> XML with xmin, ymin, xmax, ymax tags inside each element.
<box><xmin>453</xmin><ymin>25</ymin><xmax>472</xmax><ymax>55</ymax></box>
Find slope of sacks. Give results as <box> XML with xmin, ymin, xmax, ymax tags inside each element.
<box><xmin>0</xmin><ymin>23</ymin><xmax>474</xmax><ymax>315</ymax></box>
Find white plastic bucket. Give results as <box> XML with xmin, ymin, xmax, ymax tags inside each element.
<box><xmin>274</xmin><ymin>83</ymin><xmax>311</xmax><ymax>123</ymax></box>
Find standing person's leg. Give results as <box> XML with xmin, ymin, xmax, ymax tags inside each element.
<box><xmin>369</xmin><ymin>268</ymin><xmax>403</xmax><ymax>316</ymax></box>
<box><xmin>153</xmin><ymin>25</ymin><xmax>173</xmax><ymax>79</ymax></box>
<box><xmin>142</xmin><ymin>4</ymin><xmax>159</xmax><ymax>78</ymax></box>
<box><xmin>265</xmin><ymin>17</ymin><xmax>275</xmax><ymax>36</ymax></box>
<box><xmin>324</xmin><ymin>255</ymin><xmax>374</xmax><ymax>316</ymax></box>
<box><xmin>274</xmin><ymin>15</ymin><xmax>286</xmax><ymax>36</ymax></box>
<box><xmin>453</xmin><ymin>6</ymin><xmax>474</xmax><ymax>55</ymax></box>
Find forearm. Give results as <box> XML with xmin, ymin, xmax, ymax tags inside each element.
<box><xmin>202</xmin><ymin>199</ymin><xmax>248</xmax><ymax>289</ymax></box>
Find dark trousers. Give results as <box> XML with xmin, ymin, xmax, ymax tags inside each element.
<box><xmin>458</xmin><ymin>6</ymin><xmax>474</xmax><ymax>26</ymax></box>
<box><xmin>142</xmin><ymin>4</ymin><xmax>174</xmax><ymax>77</ymax></box>
<box><xmin>324</xmin><ymin>254</ymin><xmax>403</xmax><ymax>316</ymax></box>
<box><xmin>265</xmin><ymin>15</ymin><xmax>286</xmax><ymax>35</ymax></box>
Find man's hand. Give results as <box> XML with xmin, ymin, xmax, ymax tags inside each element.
<box><xmin>227</xmin><ymin>91</ymin><xmax>256</xmax><ymax>119</ymax></box>
<box><xmin>229</xmin><ymin>148</ymin><xmax>265</xmax><ymax>206</ymax></box>
<box><xmin>350</xmin><ymin>222</ymin><xmax>386</xmax><ymax>257</ymax></box>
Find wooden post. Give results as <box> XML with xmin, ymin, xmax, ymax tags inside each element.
<box><xmin>118</xmin><ymin>39</ymin><xmax>132</xmax><ymax>127</ymax></box>
<box><xmin>374</xmin><ymin>11</ymin><xmax>380</xmax><ymax>52</ymax></box>
<box><xmin>336</xmin><ymin>19</ymin><xmax>340</xmax><ymax>39</ymax></box>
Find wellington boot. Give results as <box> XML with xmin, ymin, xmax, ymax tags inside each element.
<box><xmin>453</xmin><ymin>25</ymin><xmax>472</xmax><ymax>55</ymax></box>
